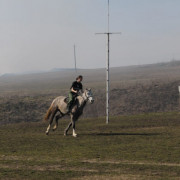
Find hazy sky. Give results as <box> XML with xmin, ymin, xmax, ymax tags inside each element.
<box><xmin>0</xmin><ymin>0</ymin><xmax>180</xmax><ymax>73</ymax></box>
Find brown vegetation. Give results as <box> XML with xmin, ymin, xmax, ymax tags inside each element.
<box><xmin>0</xmin><ymin>61</ymin><xmax>180</xmax><ymax>124</ymax></box>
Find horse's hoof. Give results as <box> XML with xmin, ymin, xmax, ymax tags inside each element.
<box><xmin>72</xmin><ymin>134</ymin><xmax>77</xmax><ymax>137</ymax></box>
<box><xmin>64</xmin><ymin>132</ymin><xmax>67</xmax><ymax>136</ymax></box>
<box><xmin>52</xmin><ymin>128</ymin><xmax>56</xmax><ymax>131</ymax></box>
<box><xmin>46</xmin><ymin>131</ymin><xmax>49</xmax><ymax>135</ymax></box>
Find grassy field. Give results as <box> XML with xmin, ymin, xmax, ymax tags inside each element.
<box><xmin>0</xmin><ymin>112</ymin><xmax>180</xmax><ymax>179</ymax></box>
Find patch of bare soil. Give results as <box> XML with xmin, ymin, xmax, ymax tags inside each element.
<box><xmin>0</xmin><ymin>163</ymin><xmax>98</xmax><ymax>173</ymax></box>
<box><xmin>82</xmin><ymin>159</ymin><xmax>180</xmax><ymax>167</ymax></box>
<box><xmin>72</xmin><ymin>174</ymin><xmax>149</xmax><ymax>180</ymax></box>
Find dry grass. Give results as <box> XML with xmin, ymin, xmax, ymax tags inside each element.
<box><xmin>1</xmin><ymin>61</ymin><xmax>180</xmax><ymax>124</ymax></box>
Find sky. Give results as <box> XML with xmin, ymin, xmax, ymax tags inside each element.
<box><xmin>0</xmin><ymin>0</ymin><xmax>180</xmax><ymax>74</ymax></box>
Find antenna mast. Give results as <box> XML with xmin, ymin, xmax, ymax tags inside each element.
<box><xmin>106</xmin><ymin>0</ymin><xmax>110</xmax><ymax>125</ymax></box>
<box><xmin>108</xmin><ymin>0</ymin><xmax>110</xmax><ymax>32</ymax></box>
<box><xmin>96</xmin><ymin>0</ymin><xmax>121</xmax><ymax>124</ymax></box>
<box><xmin>74</xmin><ymin>44</ymin><xmax>77</xmax><ymax>73</ymax></box>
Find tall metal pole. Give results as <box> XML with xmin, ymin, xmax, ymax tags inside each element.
<box><xmin>106</xmin><ymin>33</ymin><xmax>110</xmax><ymax>124</ymax></box>
<box><xmin>74</xmin><ymin>44</ymin><xmax>77</xmax><ymax>73</ymax></box>
<box><xmin>108</xmin><ymin>0</ymin><xmax>110</xmax><ymax>32</ymax></box>
<box><xmin>106</xmin><ymin>0</ymin><xmax>110</xmax><ymax>124</ymax></box>
<box><xmin>96</xmin><ymin>0</ymin><xmax>121</xmax><ymax>124</ymax></box>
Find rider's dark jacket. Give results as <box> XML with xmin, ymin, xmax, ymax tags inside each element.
<box><xmin>70</xmin><ymin>81</ymin><xmax>83</xmax><ymax>95</ymax></box>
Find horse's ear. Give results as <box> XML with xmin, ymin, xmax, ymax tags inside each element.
<box><xmin>86</xmin><ymin>88</ymin><xmax>88</xmax><ymax>90</ymax></box>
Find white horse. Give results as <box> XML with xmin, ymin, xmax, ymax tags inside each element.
<box><xmin>44</xmin><ymin>89</ymin><xmax>94</xmax><ymax>137</ymax></box>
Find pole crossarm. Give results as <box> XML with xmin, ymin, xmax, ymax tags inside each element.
<box><xmin>95</xmin><ymin>32</ymin><xmax>121</xmax><ymax>35</ymax></box>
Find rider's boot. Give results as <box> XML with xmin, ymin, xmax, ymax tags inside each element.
<box><xmin>67</xmin><ymin>101</ymin><xmax>73</xmax><ymax>113</ymax></box>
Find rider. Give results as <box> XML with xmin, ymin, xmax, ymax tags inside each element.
<box><xmin>67</xmin><ymin>75</ymin><xmax>83</xmax><ymax>112</ymax></box>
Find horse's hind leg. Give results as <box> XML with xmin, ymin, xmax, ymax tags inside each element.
<box><xmin>46</xmin><ymin>120</ymin><xmax>53</xmax><ymax>135</ymax></box>
<box><xmin>53</xmin><ymin>113</ymin><xmax>64</xmax><ymax>131</ymax></box>
<box><xmin>46</xmin><ymin>108</ymin><xmax>58</xmax><ymax>135</ymax></box>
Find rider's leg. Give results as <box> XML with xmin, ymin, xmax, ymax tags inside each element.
<box><xmin>67</xmin><ymin>92</ymin><xmax>74</xmax><ymax>111</ymax></box>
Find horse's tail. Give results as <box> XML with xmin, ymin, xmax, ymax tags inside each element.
<box><xmin>44</xmin><ymin>104</ymin><xmax>54</xmax><ymax>121</ymax></box>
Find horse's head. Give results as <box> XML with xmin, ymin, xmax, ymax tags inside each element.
<box><xmin>84</xmin><ymin>88</ymin><xmax>94</xmax><ymax>104</ymax></box>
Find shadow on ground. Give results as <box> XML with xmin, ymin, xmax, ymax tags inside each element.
<box><xmin>82</xmin><ymin>132</ymin><xmax>161</xmax><ymax>136</ymax></box>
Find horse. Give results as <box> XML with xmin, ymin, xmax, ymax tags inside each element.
<box><xmin>44</xmin><ymin>89</ymin><xmax>94</xmax><ymax>137</ymax></box>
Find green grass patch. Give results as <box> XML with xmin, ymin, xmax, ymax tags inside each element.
<box><xmin>0</xmin><ymin>112</ymin><xmax>180</xmax><ymax>179</ymax></box>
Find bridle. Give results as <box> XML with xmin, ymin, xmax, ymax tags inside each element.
<box><xmin>82</xmin><ymin>90</ymin><xmax>93</xmax><ymax>102</ymax></box>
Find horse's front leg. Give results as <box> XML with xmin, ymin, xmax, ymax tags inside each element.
<box><xmin>72</xmin><ymin>119</ymin><xmax>77</xmax><ymax>137</ymax></box>
<box><xmin>64</xmin><ymin>122</ymin><xmax>72</xmax><ymax>136</ymax></box>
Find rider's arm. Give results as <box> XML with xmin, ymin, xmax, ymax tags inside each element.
<box><xmin>71</xmin><ymin>87</ymin><xmax>77</xmax><ymax>94</ymax></box>
<box><xmin>80</xmin><ymin>84</ymin><xmax>83</xmax><ymax>93</ymax></box>
<box><xmin>80</xmin><ymin>87</ymin><xmax>84</xmax><ymax>93</ymax></box>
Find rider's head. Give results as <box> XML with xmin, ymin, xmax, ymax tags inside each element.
<box><xmin>76</xmin><ymin>75</ymin><xmax>83</xmax><ymax>82</ymax></box>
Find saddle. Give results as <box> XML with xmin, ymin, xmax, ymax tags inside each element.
<box><xmin>64</xmin><ymin>97</ymin><xmax>69</xmax><ymax>104</ymax></box>
<box><xmin>64</xmin><ymin>97</ymin><xmax>78</xmax><ymax>105</ymax></box>
<box><xmin>64</xmin><ymin>97</ymin><xmax>79</xmax><ymax>113</ymax></box>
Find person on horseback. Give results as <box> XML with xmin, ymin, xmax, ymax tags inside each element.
<box><xmin>67</xmin><ymin>75</ymin><xmax>83</xmax><ymax>112</ymax></box>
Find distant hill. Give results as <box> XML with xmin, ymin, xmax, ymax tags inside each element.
<box><xmin>1</xmin><ymin>60</ymin><xmax>180</xmax><ymax>94</ymax></box>
<box><xmin>1</xmin><ymin>59</ymin><xmax>180</xmax><ymax>77</ymax></box>
<box><xmin>139</xmin><ymin>60</ymin><xmax>180</xmax><ymax>68</ymax></box>
<box><xmin>51</xmin><ymin>68</ymin><xmax>78</xmax><ymax>72</ymax></box>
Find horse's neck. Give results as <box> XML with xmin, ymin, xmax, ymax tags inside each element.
<box><xmin>77</xmin><ymin>96</ymin><xmax>86</xmax><ymax>108</ymax></box>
